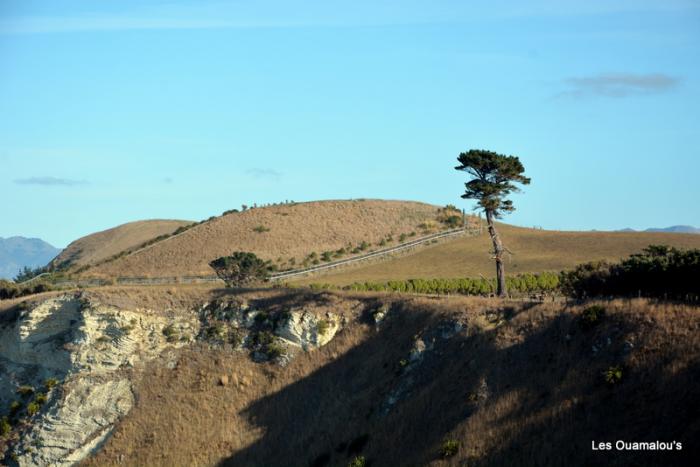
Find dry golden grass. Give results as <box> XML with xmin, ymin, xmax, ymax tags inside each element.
<box><xmin>81</xmin><ymin>287</ymin><xmax>699</xmax><ymax>467</ymax></box>
<box><xmin>298</xmin><ymin>223</ymin><xmax>700</xmax><ymax>285</ymax></box>
<box><xmin>84</xmin><ymin>200</ymin><xmax>440</xmax><ymax>278</ymax></box>
<box><xmin>52</xmin><ymin>219</ymin><xmax>192</xmax><ymax>269</ymax></box>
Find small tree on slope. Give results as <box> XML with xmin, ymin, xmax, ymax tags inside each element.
<box><xmin>455</xmin><ymin>149</ymin><xmax>530</xmax><ymax>297</ymax></box>
<box><xmin>209</xmin><ymin>252</ymin><xmax>270</xmax><ymax>287</ymax></box>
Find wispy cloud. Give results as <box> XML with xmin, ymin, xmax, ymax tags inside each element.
<box><xmin>1</xmin><ymin>1</ymin><xmax>698</xmax><ymax>35</ymax></box>
<box><xmin>0</xmin><ymin>16</ymin><xmax>255</xmax><ymax>35</ymax></box>
<box><xmin>559</xmin><ymin>73</ymin><xmax>679</xmax><ymax>98</ymax></box>
<box><xmin>246</xmin><ymin>168</ymin><xmax>282</xmax><ymax>180</ymax></box>
<box><xmin>14</xmin><ymin>176</ymin><xmax>88</xmax><ymax>186</ymax></box>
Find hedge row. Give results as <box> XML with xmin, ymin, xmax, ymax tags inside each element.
<box><xmin>309</xmin><ymin>272</ymin><xmax>560</xmax><ymax>296</ymax></box>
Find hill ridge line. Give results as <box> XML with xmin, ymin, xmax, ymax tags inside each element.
<box><xmin>46</xmin><ymin>226</ymin><xmax>480</xmax><ymax>287</ymax></box>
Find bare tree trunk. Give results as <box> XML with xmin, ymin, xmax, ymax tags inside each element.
<box><xmin>485</xmin><ymin>210</ymin><xmax>507</xmax><ymax>297</ymax></box>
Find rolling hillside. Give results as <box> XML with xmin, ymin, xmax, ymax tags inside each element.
<box><xmin>81</xmin><ymin>200</ymin><xmax>445</xmax><ymax>279</ymax></box>
<box><xmin>51</xmin><ymin>219</ymin><xmax>193</xmax><ymax>270</ymax></box>
<box><xmin>298</xmin><ymin>223</ymin><xmax>700</xmax><ymax>285</ymax></box>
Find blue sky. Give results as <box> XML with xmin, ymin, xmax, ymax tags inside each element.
<box><xmin>2</xmin><ymin>0</ymin><xmax>699</xmax><ymax>247</ymax></box>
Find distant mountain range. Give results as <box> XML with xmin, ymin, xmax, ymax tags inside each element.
<box><xmin>617</xmin><ymin>225</ymin><xmax>700</xmax><ymax>234</ymax></box>
<box><xmin>0</xmin><ymin>237</ymin><xmax>62</xmax><ymax>280</ymax></box>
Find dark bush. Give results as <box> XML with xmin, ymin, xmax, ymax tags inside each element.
<box><xmin>209</xmin><ymin>252</ymin><xmax>271</xmax><ymax>287</ymax></box>
<box><xmin>561</xmin><ymin>245</ymin><xmax>700</xmax><ymax>300</ymax></box>
<box><xmin>579</xmin><ymin>305</ymin><xmax>605</xmax><ymax>329</ymax></box>
<box><xmin>0</xmin><ymin>280</ymin><xmax>19</xmax><ymax>300</ymax></box>
<box><xmin>442</xmin><ymin>215</ymin><xmax>462</xmax><ymax>228</ymax></box>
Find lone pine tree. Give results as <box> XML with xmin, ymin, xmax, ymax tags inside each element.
<box><xmin>455</xmin><ymin>149</ymin><xmax>530</xmax><ymax>297</ymax></box>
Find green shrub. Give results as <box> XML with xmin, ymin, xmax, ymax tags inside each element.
<box><xmin>0</xmin><ymin>416</ymin><xmax>10</xmax><ymax>437</ymax></box>
<box><xmin>26</xmin><ymin>402</ymin><xmax>40</xmax><ymax>416</ymax></box>
<box><xmin>348</xmin><ymin>456</ymin><xmax>366</xmax><ymax>467</ymax></box>
<box><xmin>9</xmin><ymin>401</ymin><xmax>21</xmax><ymax>416</ymax></box>
<box><xmin>266</xmin><ymin>340</ymin><xmax>286</xmax><ymax>360</ymax></box>
<box><xmin>251</xmin><ymin>331</ymin><xmax>286</xmax><ymax>359</ymax></box>
<box><xmin>229</xmin><ymin>328</ymin><xmax>243</xmax><ymax>347</ymax></box>
<box><xmin>580</xmin><ymin>305</ymin><xmax>605</xmax><ymax>329</ymax></box>
<box><xmin>34</xmin><ymin>393</ymin><xmax>48</xmax><ymax>405</ymax></box>
<box><xmin>321</xmin><ymin>251</ymin><xmax>333</xmax><ymax>262</ymax></box>
<box><xmin>253</xmin><ymin>330</ymin><xmax>274</xmax><ymax>347</ymax></box>
<box><xmin>252</xmin><ymin>225</ymin><xmax>270</xmax><ymax>233</ymax></box>
<box><xmin>44</xmin><ymin>378</ymin><xmax>59</xmax><ymax>390</ymax></box>
<box><xmin>442</xmin><ymin>215</ymin><xmax>462</xmax><ymax>228</ymax></box>
<box><xmin>604</xmin><ymin>366</ymin><xmax>623</xmax><ymax>385</ymax></box>
<box><xmin>440</xmin><ymin>439</ymin><xmax>459</xmax><ymax>458</ymax></box>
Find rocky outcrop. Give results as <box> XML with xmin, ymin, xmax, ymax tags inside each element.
<box><xmin>382</xmin><ymin>320</ymin><xmax>465</xmax><ymax>414</ymax></box>
<box><xmin>199</xmin><ymin>299</ymin><xmax>343</xmax><ymax>362</ymax></box>
<box><xmin>0</xmin><ymin>294</ymin><xmax>197</xmax><ymax>466</ymax></box>
<box><xmin>275</xmin><ymin>309</ymin><xmax>340</xmax><ymax>350</ymax></box>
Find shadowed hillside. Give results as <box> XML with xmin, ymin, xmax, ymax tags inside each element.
<box><xmin>74</xmin><ymin>287</ymin><xmax>698</xmax><ymax>467</ymax></box>
<box><xmin>298</xmin><ymin>223</ymin><xmax>700</xmax><ymax>285</ymax></box>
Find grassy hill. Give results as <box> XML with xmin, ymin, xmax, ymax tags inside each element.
<box><xmin>51</xmin><ymin>219</ymin><xmax>193</xmax><ymax>270</ymax></box>
<box><xmin>296</xmin><ymin>223</ymin><xmax>700</xmax><ymax>285</ymax></box>
<box><xmin>81</xmin><ymin>200</ymin><xmax>444</xmax><ymax>278</ymax></box>
<box><xmin>71</xmin><ymin>287</ymin><xmax>698</xmax><ymax>467</ymax></box>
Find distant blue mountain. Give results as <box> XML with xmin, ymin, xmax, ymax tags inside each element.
<box><xmin>644</xmin><ymin>225</ymin><xmax>700</xmax><ymax>234</ymax></box>
<box><xmin>0</xmin><ymin>237</ymin><xmax>62</xmax><ymax>280</ymax></box>
<box><xmin>617</xmin><ymin>226</ymin><xmax>700</xmax><ymax>234</ymax></box>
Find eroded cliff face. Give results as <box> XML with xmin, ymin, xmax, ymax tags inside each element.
<box><xmin>0</xmin><ymin>292</ymin><xmax>350</xmax><ymax>466</ymax></box>
<box><xmin>0</xmin><ymin>294</ymin><xmax>197</xmax><ymax>466</ymax></box>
